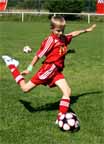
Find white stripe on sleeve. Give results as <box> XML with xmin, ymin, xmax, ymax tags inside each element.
<box><xmin>38</xmin><ymin>36</ymin><xmax>53</xmax><ymax>58</ymax></box>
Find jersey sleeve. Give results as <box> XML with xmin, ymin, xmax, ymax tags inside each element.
<box><xmin>65</xmin><ymin>34</ymin><xmax>73</xmax><ymax>44</ymax></box>
<box><xmin>36</xmin><ymin>36</ymin><xmax>54</xmax><ymax>58</ymax></box>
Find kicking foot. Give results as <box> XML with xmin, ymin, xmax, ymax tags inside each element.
<box><xmin>55</xmin><ymin>112</ymin><xmax>63</xmax><ymax>125</ymax></box>
<box><xmin>2</xmin><ymin>55</ymin><xmax>19</xmax><ymax>67</ymax></box>
<box><xmin>55</xmin><ymin>119</ymin><xmax>59</xmax><ymax>125</ymax></box>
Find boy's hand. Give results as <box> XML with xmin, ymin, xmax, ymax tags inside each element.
<box><xmin>21</xmin><ymin>69</ymin><xmax>30</xmax><ymax>75</ymax></box>
<box><xmin>86</xmin><ymin>24</ymin><xmax>96</xmax><ymax>32</ymax></box>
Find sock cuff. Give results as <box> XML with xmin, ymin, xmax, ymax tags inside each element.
<box><xmin>15</xmin><ymin>75</ymin><xmax>24</xmax><ymax>83</ymax></box>
<box><xmin>60</xmin><ymin>101</ymin><xmax>69</xmax><ymax>107</ymax></box>
<box><xmin>61</xmin><ymin>98</ymin><xmax>70</xmax><ymax>103</ymax></box>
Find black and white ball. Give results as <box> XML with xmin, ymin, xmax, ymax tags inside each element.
<box><xmin>58</xmin><ymin>112</ymin><xmax>80</xmax><ymax>131</ymax></box>
<box><xmin>23</xmin><ymin>46</ymin><xmax>32</xmax><ymax>53</ymax></box>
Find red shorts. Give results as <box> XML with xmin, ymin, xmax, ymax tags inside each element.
<box><xmin>30</xmin><ymin>63</ymin><xmax>64</xmax><ymax>87</ymax></box>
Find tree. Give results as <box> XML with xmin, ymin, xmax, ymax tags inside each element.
<box><xmin>8</xmin><ymin>0</ymin><xmax>45</xmax><ymax>10</ymax></box>
<box><xmin>7</xmin><ymin>0</ymin><xmax>18</xmax><ymax>8</ymax></box>
<box><xmin>44</xmin><ymin>0</ymin><xmax>84</xmax><ymax>20</ymax></box>
<box><xmin>84</xmin><ymin>0</ymin><xmax>96</xmax><ymax>12</ymax></box>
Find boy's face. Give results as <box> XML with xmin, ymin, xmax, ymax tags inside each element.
<box><xmin>52</xmin><ymin>27</ymin><xmax>64</xmax><ymax>37</ymax></box>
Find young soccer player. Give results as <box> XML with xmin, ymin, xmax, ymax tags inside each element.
<box><xmin>2</xmin><ymin>15</ymin><xmax>96</xmax><ymax>123</ymax></box>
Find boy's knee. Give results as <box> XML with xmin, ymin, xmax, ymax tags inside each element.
<box><xmin>68</xmin><ymin>87</ymin><xmax>71</xmax><ymax>95</ymax></box>
<box><xmin>21</xmin><ymin>85</ymin><xmax>30</xmax><ymax>93</ymax></box>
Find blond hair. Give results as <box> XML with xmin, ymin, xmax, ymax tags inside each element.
<box><xmin>50</xmin><ymin>15</ymin><xmax>66</xmax><ymax>29</ymax></box>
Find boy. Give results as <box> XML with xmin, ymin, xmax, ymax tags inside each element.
<box><xmin>2</xmin><ymin>15</ymin><xmax>96</xmax><ymax>123</ymax></box>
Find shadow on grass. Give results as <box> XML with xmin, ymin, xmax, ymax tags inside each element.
<box><xmin>19</xmin><ymin>91</ymin><xmax>103</xmax><ymax>113</ymax></box>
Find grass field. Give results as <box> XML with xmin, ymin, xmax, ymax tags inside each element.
<box><xmin>0</xmin><ymin>21</ymin><xmax>104</xmax><ymax>144</ymax></box>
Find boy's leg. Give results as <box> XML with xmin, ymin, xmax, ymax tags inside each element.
<box><xmin>19</xmin><ymin>80</ymin><xmax>36</xmax><ymax>92</ymax></box>
<box><xmin>55</xmin><ymin>79</ymin><xmax>71</xmax><ymax>123</ymax></box>
<box><xmin>2</xmin><ymin>55</ymin><xmax>36</xmax><ymax>92</ymax></box>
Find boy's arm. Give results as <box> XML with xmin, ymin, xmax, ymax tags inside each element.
<box><xmin>69</xmin><ymin>24</ymin><xmax>96</xmax><ymax>37</ymax></box>
<box><xmin>21</xmin><ymin>36</ymin><xmax>54</xmax><ymax>75</ymax></box>
<box><xmin>30</xmin><ymin>55</ymin><xmax>39</xmax><ymax>66</ymax></box>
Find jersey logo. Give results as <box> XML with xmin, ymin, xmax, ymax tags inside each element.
<box><xmin>55</xmin><ymin>39</ymin><xmax>58</xmax><ymax>43</ymax></box>
<box><xmin>59</xmin><ymin>46</ymin><xmax>67</xmax><ymax>55</ymax></box>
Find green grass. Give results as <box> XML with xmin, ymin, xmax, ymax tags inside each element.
<box><xmin>0</xmin><ymin>21</ymin><xmax>104</xmax><ymax>144</ymax></box>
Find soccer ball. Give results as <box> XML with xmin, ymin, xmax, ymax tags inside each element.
<box><xmin>23</xmin><ymin>46</ymin><xmax>32</xmax><ymax>53</ymax></box>
<box><xmin>58</xmin><ymin>112</ymin><xmax>80</xmax><ymax>132</ymax></box>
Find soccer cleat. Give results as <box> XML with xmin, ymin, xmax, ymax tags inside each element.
<box><xmin>2</xmin><ymin>55</ymin><xmax>19</xmax><ymax>67</ymax></box>
<box><xmin>55</xmin><ymin>119</ymin><xmax>59</xmax><ymax>125</ymax></box>
<box><xmin>55</xmin><ymin>112</ymin><xmax>63</xmax><ymax>125</ymax></box>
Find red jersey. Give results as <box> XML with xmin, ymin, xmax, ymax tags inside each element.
<box><xmin>36</xmin><ymin>33</ymin><xmax>72</xmax><ymax>70</ymax></box>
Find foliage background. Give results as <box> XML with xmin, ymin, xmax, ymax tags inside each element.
<box><xmin>7</xmin><ymin>0</ymin><xmax>96</xmax><ymax>12</ymax></box>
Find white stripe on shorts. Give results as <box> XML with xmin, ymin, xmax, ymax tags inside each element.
<box><xmin>39</xmin><ymin>64</ymin><xmax>56</xmax><ymax>80</ymax></box>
